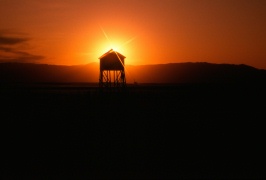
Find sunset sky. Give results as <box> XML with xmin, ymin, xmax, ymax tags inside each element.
<box><xmin>1</xmin><ymin>0</ymin><xmax>266</xmax><ymax>69</ymax></box>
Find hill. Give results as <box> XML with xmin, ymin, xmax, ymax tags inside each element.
<box><xmin>0</xmin><ymin>62</ymin><xmax>99</xmax><ymax>83</ymax></box>
<box><xmin>127</xmin><ymin>62</ymin><xmax>266</xmax><ymax>84</ymax></box>
<box><xmin>0</xmin><ymin>62</ymin><xmax>266</xmax><ymax>83</ymax></box>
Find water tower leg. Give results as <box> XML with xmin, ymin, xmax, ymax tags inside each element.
<box><xmin>99</xmin><ymin>70</ymin><xmax>103</xmax><ymax>88</ymax></box>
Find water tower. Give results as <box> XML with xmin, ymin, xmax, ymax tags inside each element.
<box><xmin>99</xmin><ymin>49</ymin><xmax>126</xmax><ymax>88</ymax></box>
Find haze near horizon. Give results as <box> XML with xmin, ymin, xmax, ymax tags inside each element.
<box><xmin>1</xmin><ymin>0</ymin><xmax>266</xmax><ymax>69</ymax></box>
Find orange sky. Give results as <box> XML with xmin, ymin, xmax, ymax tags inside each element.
<box><xmin>1</xmin><ymin>0</ymin><xmax>266</xmax><ymax>69</ymax></box>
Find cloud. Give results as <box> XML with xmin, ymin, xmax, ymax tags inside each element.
<box><xmin>0</xmin><ymin>36</ymin><xmax>29</xmax><ymax>45</ymax></box>
<box><xmin>0</xmin><ymin>31</ymin><xmax>45</xmax><ymax>63</ymax></box>
<box><xmin>0</xmin><ymin>47</ymin><xmax>45</xmax><ymax>62</ymax></box>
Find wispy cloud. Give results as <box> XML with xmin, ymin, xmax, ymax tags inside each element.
<box><xmin>0</xmin><ymin>36</ymin><xmax>29</xmax><ymax>45</ymax></box>
<box><xmin>0</xmin><ymin>30</ymin><xmax>45</xmax><ymax>63</ymax></box>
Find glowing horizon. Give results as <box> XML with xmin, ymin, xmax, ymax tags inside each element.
<box><xmin>1</xmin><ymin>0</ymin><xmax>266</xmax><ymax>69</ymax></box>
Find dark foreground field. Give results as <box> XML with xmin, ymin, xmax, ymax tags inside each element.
<box><xmin>2</xmin><ymin>83</ymin><xmax>266</xmax><ymax>179</ymax></box>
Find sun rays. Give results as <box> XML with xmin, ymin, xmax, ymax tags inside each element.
<box><xmin>99</xmin><ymin>25</ymin><xmax>136</xmax><ymax>55</ymax></box>
<box><xmin>82</xmin><ymin>25</ymin><xmax>137</xmax><ymax>65</ymax></box>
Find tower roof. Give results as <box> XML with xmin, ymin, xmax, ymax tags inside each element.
<box><xmin>99</xmin><ymin>49</ymin><xmax>126</xmax><ymax>59</ymax></box>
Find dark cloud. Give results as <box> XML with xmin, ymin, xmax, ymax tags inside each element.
<box><xmin>0</xmin><ymin>35</ymin><xmax>29</xmax><ymax>45</ymax></box>
<box><xmin>12</xmin><ymin>51</ymin><xmax>45</xmax><ymax>62</ymax></box>
<box><xmin>0</xmin><ymin>31</ymin><xmax>45</xmax><ymax>63</ymax></box>
<box><xmin>0</xmin><ymin>49</ymin><xmax>45</xmax><ymax>62</ymax></box>
<box><xmin>0</xmin><ymin>46</ymin><xmax>13</xmax><ymax>52</ymax></box>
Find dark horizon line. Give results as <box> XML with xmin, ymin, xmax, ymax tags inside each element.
<box><xmin>0</xmin><ymin>61</ymin><xmax>264</xmax><ymax>70</ymax></box>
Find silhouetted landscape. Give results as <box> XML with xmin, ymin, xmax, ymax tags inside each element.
<box><xmin>2</xmin><ymin>62</ymin><xmax>266</xmax><ymax>179</ymax></box>
<box><xmin>1</xmin><ymin>62</ymin><xmax>266</xmax><ymax>83</ymax></box>
<box><xmin>2</xmin><ymin>0</ymin><xmax>266</xmax><ymax>178</ymax></box>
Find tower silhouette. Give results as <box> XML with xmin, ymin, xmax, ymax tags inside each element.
<box><xmin>99</xmin><ymin>49</ymin><xmax>126</xmax><ymax>88</ymax></box>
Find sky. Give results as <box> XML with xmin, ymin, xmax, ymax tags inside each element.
<box><xmin>1</xmin><ymin>0</ymin><xmax>266</xmax><ymax>69</ymax></box>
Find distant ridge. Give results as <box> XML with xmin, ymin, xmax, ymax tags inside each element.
<box><xmin>0</xmin><ymin>62</ymin><xmax>265</xmax><ymax>83</ymax></box>
<box><xmin>127</xmin><ymin>62</ymin><xmax>266</xmax><ymax>84</ymax></box>
<box><xmin>0</xmin><ymin>62</ymin><xmax>98</xmax><ymax>83</ymax></box>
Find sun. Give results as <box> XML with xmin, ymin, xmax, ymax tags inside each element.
<box><xmin>83</xmin><ymin>26</ymin><xmax>137</xmax><ymax>64</ymax></box>
<box><xmin>105</xmin><ymin>43</ymin><xmax>123</xmax><ymax>53</ymax></box>
<box><xmin>111</xmin><ymin>45</ymin><xmax>119</xmax><ymax>52</ymax></box>
<box><xmin>96</xmin><ymin>35</ymin><xmax>130</xmax><ymax>59</ymax></box>
<box><xmin>99</xmin><ymin>26</ymin><xmax>133</xmax><ymax>54</ymax></box>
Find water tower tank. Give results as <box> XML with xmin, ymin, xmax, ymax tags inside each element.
<box><xmin>99</xmin><ymin>49</ymin><xmax>126</xmax><ymax>88</ymax></box>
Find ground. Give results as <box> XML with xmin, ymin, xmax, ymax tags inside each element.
<box><xmin>2</xmin><ymin>83</ymin><xmax>266</xmax><ymax>179</ymax></box>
